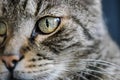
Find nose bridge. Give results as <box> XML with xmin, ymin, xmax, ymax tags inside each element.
<box><xmin>1</xmin><ymin>35</ymin><xmax>26</xmax><ymax>71</ymax></box>
<box><xmin>4</xmin><ymin>35</ymin><xmax>24</xmax><ymax>55</ymax></box>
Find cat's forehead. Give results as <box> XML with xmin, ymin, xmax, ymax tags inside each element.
<box><xmin>0</xmin><ymin>0</ymin><xmax>69</xmax><ymax>38</ymax></box>
<box><xmin>0</xmin><ymin>0</ymin><xmax>101</xmax><ymax>16</ymax></box>
<box><xmin>0</xmin><ymin>0</ymin><xmax>70</xmax><ymax>19</ymax></box>
<box><xmin>0</xmin><ymin>0</ymin><xmax>101</xmax><ymax>34</ymax></box>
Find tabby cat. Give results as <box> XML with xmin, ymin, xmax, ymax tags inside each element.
<box><xmin>0</xmin><ymin>0</ymin><xmax>120</xmax><ymax>80</ymax></box>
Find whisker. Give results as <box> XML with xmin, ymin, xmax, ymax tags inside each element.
<box><xmin>65</xmin><ymin>59</ymin><xmax>120</xmax><ymax>80</ymax></box>
<box><xmin>77</xmin><ymin>73</ymin><xmax>89</xmax><ymax>80</ymax></box>
<box><xmin>75</xmin><ymin>59</ymin><xmax>120</xmax><ymax>74</ymax></box>
<box><xmin>81</xmin><ymin>71</ymin><xmax>104</xmax><ymax>80</ymax></box>
<box><xmin>86</xmin><ymin>63</ymin><xmax>120</xmax><ymax>75</ymax></box>
<box><xmin>80</xmin><ymin>59</ymin><xmax>120</xmax><ymax>68</ymax></box>
<box><xmin>79</xmin><ymin>76</ymin><xmax>89</xmax><ymax>80</ymax></box>
<box><xmin>83</xmin><ymin>69</ymin><xmax>115</xmax><ymax>80</ymax></box>
<box><xmin>66</xmin><ymin>70</ymin><xmax>89</xmax><ymax>80</ymax></box>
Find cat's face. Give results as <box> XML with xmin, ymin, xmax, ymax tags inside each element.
<box><xmin>0</xmin><ymin>0</ymin><xmax>102</xmax><ymax>80</ymax></box>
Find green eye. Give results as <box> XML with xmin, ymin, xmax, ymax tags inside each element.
<box><xmin>38</xmin><ymin>17</ymin><xmax>61</xmax><ymax>34</ymax></box>
<box><xmin>0</xmin><ymin>37</ymin><xmax>4</xmax><ymax>45</ymax></box>
<box><xmin>0</xmin><ymin>22</ymin><xmax>7</xmax><ymax>35</ymax></box>
<box><xmin>0</xmin><ymin>22</ymin><xmax>7</xmax><ymax>46</ymax></box>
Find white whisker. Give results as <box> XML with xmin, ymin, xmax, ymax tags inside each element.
<box><xmin>86</xmin><ymin>63</ymin><xmax>120</xmax><ymax>75</ymax></box>
<box><xmin>83</xmin><ymin>69</ymin><xmax>115</xmax><ymax>80</ymax></box>
<box><xmin>80</xmin><ymin>59</ymin><xmax>120</xmax><ymax>68</ymax></box>
<box><xmin>78</xmin><ymin>73</ymin><xmax>89</xmax><ymax>80</ymax></box>
<box><xmin>82</xmin><ymin>71</ymin><xmax>104</xmax><ymax>80</ymax></box>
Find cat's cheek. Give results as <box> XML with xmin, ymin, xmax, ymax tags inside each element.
<box><xmin>13</xmin><ymin>57</ymin><xmax>35</xmax><ymax>79</ymax></box>
<box><xmin>13</xmin><ymin>50</ymin><xmax>66</xmax><ymax>80</ymax></box>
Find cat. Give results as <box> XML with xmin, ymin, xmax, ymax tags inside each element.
<box><xmin>0</xmin><ymin>0</ymin><xmax>120</xmax><ymax>80</ymax></box>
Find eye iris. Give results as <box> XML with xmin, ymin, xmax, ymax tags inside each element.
<box><xmin>0</xmin><ymin>22</ymin><xmax>7</xmax><ymax>35</ymax></box>
<box><xmin>38</xmin><ymin>17</ymin><xmax>60</xmax><ymax>34</ymax></box>
<box><xmin>0</xmin><ymin>22</ymin><xmax>7</xmax><ymax>46</ymax></box>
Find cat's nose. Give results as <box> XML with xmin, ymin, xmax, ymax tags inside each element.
<box><xmin>1</xmin><ymin>55</ymin><xmax>20</xmax><ymax>72</ymax></box>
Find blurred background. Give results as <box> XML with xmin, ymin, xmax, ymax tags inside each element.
<box><xmin>102</xmin><ymin>0</ymin><xmax>120</xmax><ymax>47</ymax></box>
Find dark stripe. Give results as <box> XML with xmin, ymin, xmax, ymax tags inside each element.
<box><xmin>35</xmin><ymin>0</ymin><xmax>42</xmax><ymax>16</ymax></box>
<box><xmin>23</xmin><ymin>0</ymin><xmax>28</xmax><ymax>10</ymax></box>
<box><xmin>36</xmin><ymin>53</ymin><xmax>53</xmax><ymax>60</ymax></box>
<box><xmin>72</xmin><ymin>16</ymin><xmax>94</xmax><ymax>40</ymax></box>
<box><xmin>34</xmin><ymin>1</ymin><xmax>54</xmax><ymax>16</ymax></box>
<box><xmin>11</xmin><ymin>0</ymin><xmax>20</xmax><ymax>6</ymax></box>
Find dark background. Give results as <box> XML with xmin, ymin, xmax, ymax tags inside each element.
<box><xmin>102</xmin><ymin>0</ymin><xmax>120</xmax><ymax>46</ymax></box>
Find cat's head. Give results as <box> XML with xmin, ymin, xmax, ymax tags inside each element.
<box><xmin>0</xmin><ymin>0</ymin><xmax>104</xmax><ymax>80</ymax></box>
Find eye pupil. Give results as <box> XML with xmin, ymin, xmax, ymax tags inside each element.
<box><xmin>46</xmin><ymin>19</ymin><xmax>49</xmax><ymax>28</ymax></box>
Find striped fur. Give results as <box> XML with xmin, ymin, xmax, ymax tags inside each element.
<box><xmin>0</xmin><ymin>0</ymin><xmax>120</xmax><ymax>80</ymax></box>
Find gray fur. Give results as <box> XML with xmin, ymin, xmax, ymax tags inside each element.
<box><xmin>0</xmin><ymin>0</ymin><xmax>120</xmax><ymax>80</ymax></box>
